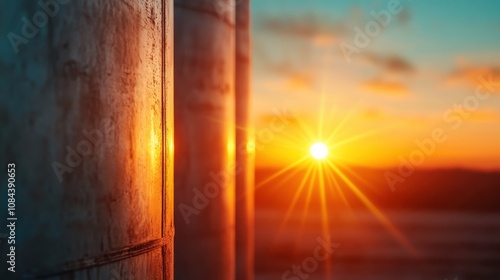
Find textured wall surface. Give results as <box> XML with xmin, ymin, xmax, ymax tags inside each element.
<box><xmin>235</xmin><ymin>1</ymin><xmax>254</xmax><ymax>280</ymax></box>
<box><xmin>0</xmin><ymin>0</ymin><xmax>174</xmax><ymax>279</ymax></box>
<box><xmin>174</xmin><ymin>0</ymin><xmax>236</xmax><ymax>279</ymax></box>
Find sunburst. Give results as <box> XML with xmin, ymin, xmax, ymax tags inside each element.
<box><xmin>255</xmin><ymin>90</ymin><xmax>419</xmax><ymax>278</ymax></box>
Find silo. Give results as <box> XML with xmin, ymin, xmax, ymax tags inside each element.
<box><xmin>173</xmin><ymin>0</ymin><xmax>236</xmax><ymax>279</ymax></box>
<box><xmin>0</xmin><ymin>0</ymin><xmax>174</xmax><ymax>279</ymax></box>
<box><xmin>235</xmin><ymin>1</ymin><xmax>254</xmax><ymax>280</ymax></box>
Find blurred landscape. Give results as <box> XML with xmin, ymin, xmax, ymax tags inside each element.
<box><xmin>251</xmin><ymin>1</ymin><xmax>500</xmax><ymax>278</ymax></box>
<box><xmin>254</xmin><ymin>166</ymin><xmax>500</xmax><ymax>280</ymax></box>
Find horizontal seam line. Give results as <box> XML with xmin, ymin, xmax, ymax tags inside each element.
<box><xmin>24</xmin><ymin>235</ymin><xmax>173</xmax><ymax>279</ymax></box>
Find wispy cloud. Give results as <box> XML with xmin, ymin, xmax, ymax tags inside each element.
<box><xmin>258</xmin><ymin>14</ymin><xmax>347</xmax><ymax>44</ymax></box>
<box><xmin>397</xmin><ymin>8</ymin><xmax>411</xmax><ymax>25</ymax></box>
<box><xmin>363</xmin><ymin>53</ymin><xmax>415</xmax><ymax>74</ymax></box>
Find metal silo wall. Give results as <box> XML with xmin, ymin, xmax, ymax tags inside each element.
<box><xmin>0</xmin><ymin>0</ymin><xmax>174</xmax><ymax>279</ymax></box>
<box><xmin>235</xmin><ymin>1</ymin><xmax>254</xmax><ymax>280</ymax></box>
<box><xmin>173</xmin><ymin>0</ymin><xmax>236</xmax><ymax>279</ymax></box>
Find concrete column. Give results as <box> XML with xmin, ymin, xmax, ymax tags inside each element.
<box><xmin>235</xmin><ymin>1</ymin><xmax>254</xmax><ymax>280</ymax></box>
<box><xmin>0</xmin><ymin>0</ymin><xmax>174</xmax><ymax>279</ymax></box>
<box><xmin>173</xmin><ymin>0</ymin><xmax>236</xmax><ymax>279</ymax></box>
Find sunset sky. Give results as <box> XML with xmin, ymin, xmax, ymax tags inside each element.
<box><xmin>251</xmin><ymin>0</ymin><xmax>500</xmax><ymax>169</ymax></box>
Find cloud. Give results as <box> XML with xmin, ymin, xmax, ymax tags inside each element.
<box><xmin>362</xmin><ymin>79</ymin><xmax>409</xmax><ymax>96</ymax></box>
<box><xmin>397</xmin><ymin>9</ymin><xmax>411</xmax><ymax>25</ymax></box>
<box><xmin>363</xmin><ymin>53</ymin><xmax>415</xmax><ymax>74</ymax></box>
<box><xmin>447</xmin><ymin>65</ymin><xmax>500</xmax><ymax>90</ymax></box>
<box><xmin>256</xmin><ymin>58</ymin><xmax>315</xmax><ymax>91</ymax></box>
<box><xmin>359</xmin><ymin>54</ymin><xmax>414</xmax><ymax>97</ymax></box>
<box><xmin>258</xmin><ymin>14</ymin><xmax>346</xmax><ymax>45</ymax></box>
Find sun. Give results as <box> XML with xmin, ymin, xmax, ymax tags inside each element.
<box><xmin>310</xmin><ymin>142</ymin><xmax>328</xmax><ymax>160</ymax></box>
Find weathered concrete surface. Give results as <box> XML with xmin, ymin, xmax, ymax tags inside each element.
<box><xmin>235</xmin><ymin>1</ymin><xmax>254</xmax><ymax>280</ymax></box>
<box><xmin>174</xmin><ymin>0</ymin><xmax>236</xmax><ymax>279</ymax></box>
<box><xmin>0</xmin><ymin>0</ymin><xmax>173</xmax><ymax>279</ymax></box>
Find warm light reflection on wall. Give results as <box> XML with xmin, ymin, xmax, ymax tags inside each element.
<box><xmin>227</xmin><ymin>137</ymin><xmax>236</xmax><ymax>159</ymax></box>
<box><xmin>247</xmin><ymin>140</ymin><xmax>255</xmax><ymax>155</ymax></box>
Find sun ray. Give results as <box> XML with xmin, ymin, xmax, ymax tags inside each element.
<box><xmin>324</xmin><ymin>161</ymin><xmax>352</xmax><ymax>211</ymax></box>
<box><xmin>330</xmin><ymin>127</ymin><xmax>383</xmax><ymax>149</ymax></box>
<box><xmin>318</xmin><ymin>162</ymin><xmax>333</xmax><ymax>278</ymax></box>
<box><xmin>335</xmin><ymin>161</ymin><xmax>374</xmax><ymax>189</ymax></box>
<box><xmin>295</xmin><ymin>116</ymin><xmax>317</xmax><ymax>143</ymax></box>
<box><xmin>327</xmin><ymin>161</ymin><xmax>419</xmax><ymax>256</ymax></box>
<box><xmin>318</xmin><ymin>163</ymin><xmax>330</xmax><ymax>236</ymax></box>
<box><xmin>254</xmin><ymin>156</ymin><xmax>309</xmax><ymax>191</ymax></box>
<box><xmin>330</xmin><ymin>120</ymin><xmax>405</xmax><ymax>152</ymax></box>
<box><xmin>297</xmin><ymin>166</ymin><xmax>318</xmax><ymax>242</ymax></box>
<box><xmin>317</xmin><ymin>88</ymin><xmax>327</xmax><ymax>139</ymax></box>
<box><xmin>325</xmin><ymin>103</ymin><xmax>360</xmax><ymax>144</ymax></box>
<box><xmin>274</xmin><ymin>164</ymin><xmax>315</xmax><ymax>240</ymax></box>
